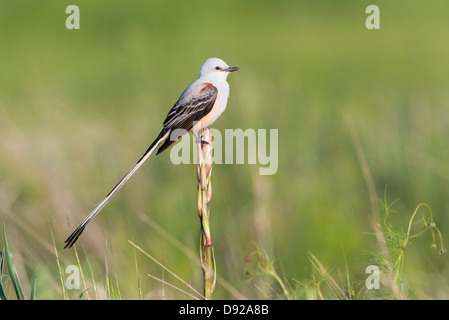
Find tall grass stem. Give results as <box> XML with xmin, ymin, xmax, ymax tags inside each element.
<box><xmin>197</xmin><ymin>128</ymin><xmax>216</xmax><ymax>300</ymax></box>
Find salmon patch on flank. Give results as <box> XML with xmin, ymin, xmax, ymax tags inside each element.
<box><xmin>200</xmin><ymin>82</ymin><xmax>214</xmax><ymax>92</ymax></box>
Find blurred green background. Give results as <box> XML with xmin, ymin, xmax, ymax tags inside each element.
<box><xmin>1</xmin><ymin>0</ymin><xmax>448</xmax><ymax>299</ymax></box>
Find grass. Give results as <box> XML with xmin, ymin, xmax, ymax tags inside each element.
<box><xmin>0</xmin><ymin>194</ymin><xmax>446</xmax><ymax>300</ymax></box>
<box><xmin>1</xmin><ymin>224</ymin><xmax>31</xmax><ymax>300</ymax></box>
<box><xmin>0</xmin><ymin>0</ymin><xmax>449</xmax><ymax>299</ymax></box>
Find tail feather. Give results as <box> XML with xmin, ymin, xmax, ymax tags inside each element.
<box><xmin>64</xmin><ymin>129</ymin><xmax>170</xmax><ymax>249</ymax></box>
<box><xmin>156</xmin><ymin>139</ymin><xmax>176</xmax><ymax>155</ymax></box>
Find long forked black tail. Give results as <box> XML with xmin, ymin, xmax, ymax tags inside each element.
<box><xmin>64</xmin><ymin>129</ymin><xmax>170</xmax><ymax>249</ymax></box>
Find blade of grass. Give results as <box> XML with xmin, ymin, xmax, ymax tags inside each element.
<box><xmin>307</xmin><ymin>252</ymin><xmax>348</xmax><ymax>300</ymax></box>
<box><xmin>84</xmin><ymin>248</ymin><xmax>99</xmax><ymax>300</ymax></box>
<box><xmin>341</xmin><ymin>244</ymin><xmax>352</xmax><ymax>300</ymax></box>
<box><xmin>104</xmin><ymin>250</ymin><xmax>111</xmax><ymax>300</ymax></box>
<box><xmin>50</xmin><ymin>227</ymin><xmax>67</xmax><ymax>300</ymax></box>
<box><xmin>3</xmin><ymin>224</ymin><xmax>25</xmax><ymax>300</ymax></box>
<box><xmin>132</xmin><ymin>239</ymin><xmax>143</xmax><ymax>300</ymax></box>
<box><xmin>147</xmin><ymin>273</ymin><xmax>200</xmax><ymax>300</ymax></box>
<box><xmin>30</xmin><ymin>277</ymin><xmax>37</xmax><ymax>300</ymax></box>
<box><xmin>114</xmin><ymin>273</ymin><xmax>121</xmax><ymax>300</ymax></box>
<box><xmin>136</xmin><ymin>211</ymin><xmax>248</xmax><ymax>299</ymax></box>
<box><xmin>73</xmin><ymin>245</ymin><xmax>89</xmax><ymax>299</ymax></box>
<box><xmin>344</xmin><ymin>113</ymin><xmax>403</xmax><ymax>299</ymax></box>
<box><xmin>129</xmin><ymin>240</ymin><xmax>204</xmax><ymax>299</ymax></box>
<box><xmin>0</xmin><ymin>248</ymin><xmax>7</xmax><ymax>300</ymax></box>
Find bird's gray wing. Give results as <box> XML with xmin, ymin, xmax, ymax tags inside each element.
<box><xmin>163</xmin><ymin>85</ymin><xmax>218</xmax><ymax>130</ymax></box>
<box><xmin>156</xmin><ymin>85</ymin><xmax>218</xmax><ymax>154</ymax></box>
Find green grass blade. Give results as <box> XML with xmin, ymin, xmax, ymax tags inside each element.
<box><xmin>0</xmin><ymin>248</ymin><xmax>7</xmax><ymax>300</ymax></box>
<box><xmin>50</xmin><ymin>227</ymin><xmax>67</xmax><ymax>299</ymax></box>
<box><xmin>73</xmin><ymin>246</ymin><xmax>89</xmax><ymax>299</ymax></box>
<box><xmin>3</xmin><ymin>224</ymin><xmax>25</xmax><ymax>300</ymax></box>
<box><xmin>30</xmin><ymin>277</ymin><xmax>37</xmax><ymax>300</ymax></box>
<box><xmin>85</xmin><ymin>251</ymin><xmax>99</xmax><ymax>299</ymax></box>
<box><xmin>114</xmin><ymin>273</ymin><xmax>121</xmax><ymax>300</ymax></box>
<box><xmin>132</xmin><ymin>243</ymin><xmax>143</xmax><ymax>300</ymax></box>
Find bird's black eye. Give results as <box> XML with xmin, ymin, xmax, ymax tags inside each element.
<box><xmin>215</xmin><ymin>66</ymin><xmax>221</xmax><ymax>70</ymax></box>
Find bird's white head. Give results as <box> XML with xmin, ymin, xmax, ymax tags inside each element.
<box><xmin>199</xmin><ymin>57</ymin><xmax>239</xmax><ymax>81</ymax></box>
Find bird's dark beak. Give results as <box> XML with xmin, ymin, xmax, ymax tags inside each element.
<box><xmin>225</xmin><ymin>66</ymin><xmax>239</xmax><ymax>72</ymax></box>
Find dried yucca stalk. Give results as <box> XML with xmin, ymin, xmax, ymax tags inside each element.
<box><xmin>196</xmin><ymin>127</ymin><xmax>216</xmax><ymax>299</ymax></box>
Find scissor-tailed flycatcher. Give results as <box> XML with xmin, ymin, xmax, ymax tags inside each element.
<box><xmin>64</xmin><ymin>57</ymin><xmax>239</xmax><ymax>248</ymax></box>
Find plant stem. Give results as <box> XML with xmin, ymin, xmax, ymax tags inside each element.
<box><xmin>197</xmin><ymin>127</ymin><xmax>216</xmax><ymax>299</ymax></box>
